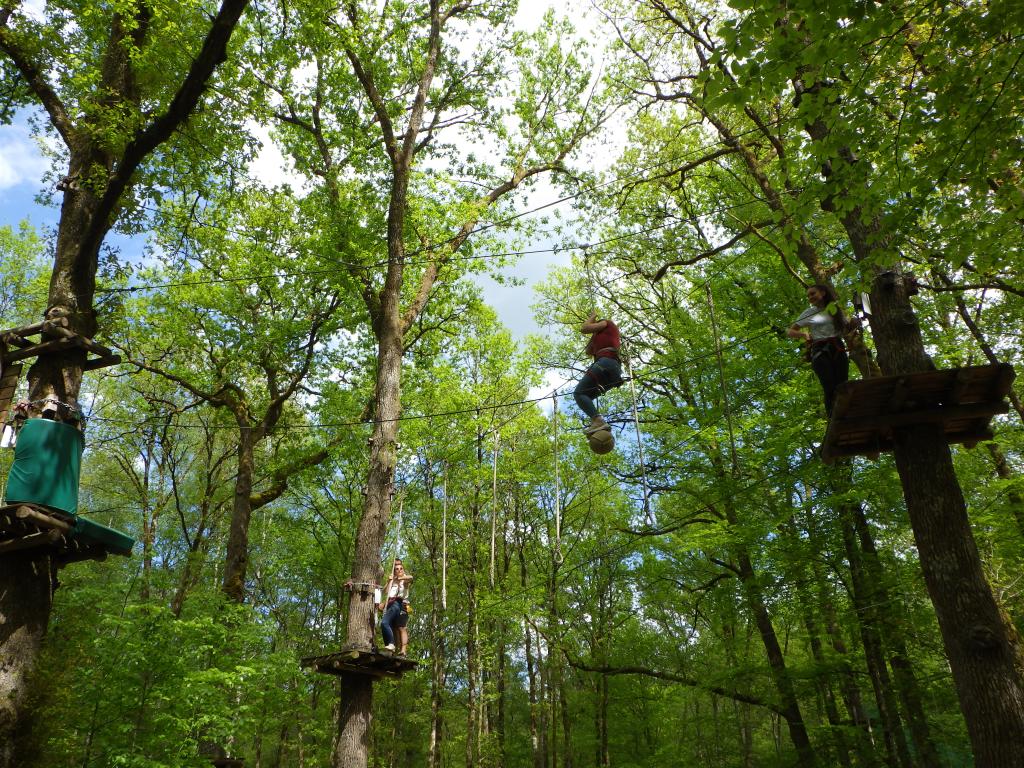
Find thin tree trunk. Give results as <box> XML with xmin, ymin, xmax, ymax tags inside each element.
<box><xmin>986</xmin><ymin>442</ymin><xmax>1024</xmax><ymax>537</ymax></box>
<box><xmin>222</xmin><ymin>423</ymin><xmax>255</xmax><ymax>602</ymax></box>
<box><xmin>803</xmin><ymin>608</ymin><xmax>852</xmax><ymax>767</ymax></box>
<box><xmin>735</xmin><ymin>550</ymin><xmax>818</xmax><ymax>768</ymax></box>
<box><xmin>559</xmin><ymin>677</ymin><xmax>573</xmax><ymax>768</ymax></box>
<box><xmin>840</xmin><ymin>504</ymin><xmax>908</xmax><ymax>768</ymax></box>
<box><xmin>850</xmin><ymin>504</ymin><xmax>942</xmax><ymax>768</ymax></box>
<box><xmin>465</xmin><ymin>435</ymin><xmax>483</xmax><ymax>768</ymax></box>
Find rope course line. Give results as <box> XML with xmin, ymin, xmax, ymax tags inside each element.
<box><xmin>85</xmin><ymin>327</ymin><xmax>776</xmax><ymax>433</ymax></box>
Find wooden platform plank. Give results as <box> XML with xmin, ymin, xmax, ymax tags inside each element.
<box><xmin>0</xmin><ymin>503</ymin><xmax>130</xmax><ymax>564</ymax></box>
<box><xmin>301</xmin><ymin>645</ymin><xmax>418</xmax><ymax>679</ymax></box>
<box><xmin>821</xmin><ymin>363</ymin><xmax>1015</xmax><ymax>464</ymax></box>
<box><xmin>0</xmin><ymin>320</ymin><xmax>120</xmax><ymax>372</ymax></box>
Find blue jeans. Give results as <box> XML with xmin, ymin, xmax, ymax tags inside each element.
<box><xmin>381</xmin><ymin>600</ymin><xmax>407</xmax><ymax>646</ymax></box>
<box><xmin>573</xmin><ymin>357</ymin><xmax>622</xmax><ymax>418</ymax></box>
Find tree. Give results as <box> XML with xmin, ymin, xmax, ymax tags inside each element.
<box><xmin>120</xmin><ymin>185</ymin><xmax>356</xmax><ymax>605</ymax></box>
<box><xmin>250</xmin><ymin>3</ymin><xmax>609</xmax><ymax>765</ymax></box>
<box><xmin>0</xmin><ymin>1</ymin><xmax>250</xmax><ymax>760</ymax></box>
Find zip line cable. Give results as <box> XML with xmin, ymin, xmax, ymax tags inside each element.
<box><xmin>85</xmin><ymin>327</ymin><xmax>776</xmax><ymax>433</ymax></box>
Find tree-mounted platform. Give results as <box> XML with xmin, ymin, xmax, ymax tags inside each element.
<box><xmin>0</xmin><ymin>503</ymin><xmax>134</xmax><ymax>564</ymax></box>
<box><xmin>1</xmin><ymin>317</ymin><xmax>120</xmax><ymax>372</ymax></box>
<box><xmin>211</xmin><ymin>759</ymin><xmax>245</xmax><ymax>768</ymax></box>
<box><xmin>821</xmin><ymin>363</ymin><xmax>1016</xmax><ymax>464</ymax></box>
<box><xmin>301</xmin><ymin>644</ymin><xmax>419</xmax><ymax>679</ymax></box>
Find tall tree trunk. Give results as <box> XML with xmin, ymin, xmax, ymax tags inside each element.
<box><xmin>0</xmin><ymin>554</ymin><xmax>52</xmax><ymax>767</ymax></box>
<box><xmin>850</xmin><ymin>503</ymin><xmax>941</xmax><ymax>768</ymax></box>
<box><xmin>559</xmin><ymin>677</ymin><xmax>573</xmax><ymax>768</ymax></box>
<box><xmin>871</xmin><ymin>270</ymin><xmax>1024</xmax><ymax>765</ymax></box>
<box><xmin>465</xmin><ymin>438</ymin><xmax>483</xmax><ymax>768</ymax></box>
<box><xmin>802</xmin><ymin>608</ymin><xmax>852</xmax><ymax>767</ymax></box>
<box><xmin>0</xmin><ymin>4</ymin><xmax>247</xmax><ymax>761</ymax></box>
<box><xmin>138</xmin><ymin>434</ymin><xmax>155</xmax><ymax>600</ymax></box>
<box><xmin>734</xmin><ymin>551</ymin><xmax>818</xmax><ymax>767</ymax></box>
<box><xmin>496</xmin><ymin>634</ymin><xmax>507</xmax><ymax>767</ymax></box>
<box><xmin>800</xmin><ymin>502</ymin><xmax>877</xmax><ymax>763</ymax></box>
<box><xmin>222</xmin><ymin>422</ymin><xmax>255</xmax><ymax>602</ymax></box>
<box><xmin>840</xmin><ymin>503</ymin><xmax>908</xmax><ymax>768</ymax></box>
<box><xmin>793</xmin><ymin>57</ymin><xmax>1024</xmax><ymax>757</ymax></box>
<box><xmin>428</xmin><ymin>583</ymin><xmax>446</xmax><ymax>768</ymax></box>
<box><xmin>986</xmin><ymin>442</ymin><xmax>1024</xmax><ymax>537</ymax></box>
<box><xmin>526</xmin><ymin>623</ymin><xmax>545</xmax><ymax>768</ymax></box>
<box><xmin>333</xmin><ymin>316</ymin><xmax>403</xmax><ymax>766</ymax></box>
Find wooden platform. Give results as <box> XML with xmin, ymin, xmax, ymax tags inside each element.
<box><xmin>821</xmin><ymin>363</ymin><xmax>1015</xmax><ymax>464</ymax></box>
<box><xmin>301</xmin><ymin>645</ymin><xmax>419</xmax><ymax>679</ymax></box>
<box><xmin>0</xmin><ymin>317</ymin><xmax>120</xmax><ymax>372</ymax></box>
<box><xmin>0</xmin><ymin>503</ymin><xmax>131</xmax><ymax>564</ymax></box>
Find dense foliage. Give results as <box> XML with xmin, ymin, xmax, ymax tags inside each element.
<box><xmin>2</xmin><ymin>0</ymin><xmax>1022</xmax><ymax>766</ymax></box>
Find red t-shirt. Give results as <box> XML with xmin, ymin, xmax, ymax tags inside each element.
<box><xmin>586</xmin><ymin>320</ymin><xmax>620</xmax><ymax>359</ymax></box>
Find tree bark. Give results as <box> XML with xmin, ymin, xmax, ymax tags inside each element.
<box><xmin>791</xmin><ymin>54</ymin><xmax>1024</xmax><ymax>760</ymax></box>
<box><xmin>850</xmin><ymin>503</ymin><xmax>941</xmax><ymax>768</ymax></box>
<box><xmin>734</xmin><ymin>551</ymin><xmax>818</xmax><ymax>767</ymax></box>
<box><xmin>870</xmin><ymin>270</ymin><xmax>1024</xmax><ymax>765</ymax></box>
<box><xmin>0</xmin><ymin>554</ymin><xmax>52</xmax><ymax>766</ymax></box>
<box><xmin>0</xmin><ymin>3</ymin><xmax>248</xmax><ymax>760</ymax></box>
<box><xmin>839</xmin><ymin>503</ymin><xmax>908</xmax><ymax>768</ymax></box>
<box><xmin>222</xmin><ymin>422</ymin><xmax>255</xmax><ymax>602</ymax></box>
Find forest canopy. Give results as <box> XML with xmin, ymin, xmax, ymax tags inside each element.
<box><xmin>1</xmin><ymin>0</ymin><xmax>1022</xmax><ymax>766</ymax></box>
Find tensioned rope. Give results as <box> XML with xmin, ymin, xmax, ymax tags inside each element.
<box><xmin>85</xmin><ymin>327</ymin><xmax>776</xmax><ymax>433</ymax></box>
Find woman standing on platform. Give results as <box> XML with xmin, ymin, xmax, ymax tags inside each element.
<box><xmin>787</xmin><ymin>284</ymin><xmax>850</xmax><ymax>416</ymax></box>
<box><xmin>379</xmin><ymin>557</ymin><xmax>413</xmax><ymax>654</ymax></box>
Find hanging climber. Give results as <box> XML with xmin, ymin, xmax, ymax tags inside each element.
<box><xmin>574</xmin><ymin>310</ymin><xmax>623</xmax><ymax>434</ymax></box>
<box><xmin>787</xmin><ymin>283</ymin><xmax>850</xmax><ymax>416</ymax></box>
<box><xmin>379</xmin><ymin>557</ymin><xmax>413</xmax><ymax>654</ymax></box>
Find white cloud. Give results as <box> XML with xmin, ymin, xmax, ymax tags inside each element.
<box><xmin>0</xmin><ymin>124</ymin><xmax>48</xmax><ymax>191</ymax></box>
<box><xmin>245</xmin><ymin>121</ymin><xmax>306</xmax><ymax>190</ymax></box>
<box><xmin>529</xmin><ymin>368</ymin><xmax>572</xmax><ymax>415</ymax></box>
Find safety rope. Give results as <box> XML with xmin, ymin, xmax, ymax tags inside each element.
<box><xmin>706</xmin><ymin>284</ymin><xmax>739</xmax><ymax>474</ymax></box>
<box><xmin>551</xmin><ymin>394</ymin><xmax>563</xmax><ymax>565</ymax></box>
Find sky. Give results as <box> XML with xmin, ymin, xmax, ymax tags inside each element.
<box><xmin>0</xmin><ymin>0</ymin><xmax>608</xmax><ymax>375</ymax></box>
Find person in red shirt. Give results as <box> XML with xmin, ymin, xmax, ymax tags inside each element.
<box><xmin>574</xmin><ymin>311</ymin><xmax>623</xmax><ymax>433</ymax></box>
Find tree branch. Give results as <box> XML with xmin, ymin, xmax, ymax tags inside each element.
<box><xmin>565</xmin><ymin>654</ymin><xmax>782</xmax><ymax>713</ymax></box>
<box><xmin>77</xmin><ymin>0</ymin><xmax>251</xmax><ymax>272</ymax></box>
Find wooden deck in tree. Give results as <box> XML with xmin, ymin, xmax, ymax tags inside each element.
<box><xmin>0</xmin><ymin>503</ymin><xmax>127</xmax><ymax>564</ymax></box>
<box><xmin>301</xmin><ymin>645</ymin><xmax>419</xmax><ymax>679</ymax></box>
<box><xmin>821</xmin><ymin>363</ymin><xmax>1015</xmax><ymax>464</ymax></box>
<box><xmin>1</xmin><ymin>318</ymin><xmax>120</xmax><ymax>372</ymax></box>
